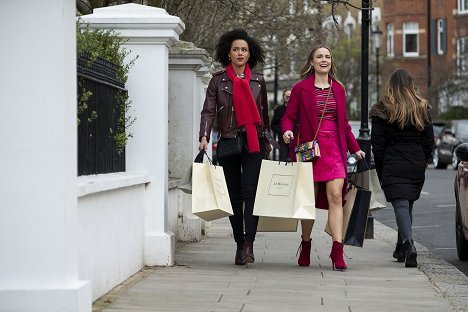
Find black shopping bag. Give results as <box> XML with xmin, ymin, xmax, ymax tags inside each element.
<box><xmin>344</xmin><ymin>188</ymin><xmax>371</xmax><ymax>247</ymax></box>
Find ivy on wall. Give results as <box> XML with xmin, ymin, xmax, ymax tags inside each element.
<box><xmin>76</xmin><ymin>21</ymin><xmax>137</xmax><ymax>154</ymax></box>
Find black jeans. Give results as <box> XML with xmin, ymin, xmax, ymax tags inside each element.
<box><xmin>218</xmin><ymin>136</ymin><xmax>265</xmax><ymax>243</ymax></box>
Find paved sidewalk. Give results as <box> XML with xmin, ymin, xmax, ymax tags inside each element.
<box><xmin>95</xmin><ymin>210</ymin><xmax>468</xmax><ymax>312</ymax></box>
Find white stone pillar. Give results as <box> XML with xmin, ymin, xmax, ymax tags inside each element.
<box><xmin>0</xmin><ymin>1</ymin><xmax>91</xmax><ymax>311</ymax></box>
<box><xmin>168</xmin><ymin>41</ymin><xmax>211</xmax><ymax>241</ymax></box>
<box><xmin>80</xmin><ymin>4</ymin><xmax>184</xmax><ymax>266</ymax></box>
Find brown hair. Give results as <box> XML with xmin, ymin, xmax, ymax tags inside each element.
<box><xmin>299</xmin><ymin>45</ymin><xmax>339</xmax><ymax>82</ymax></box>
<box><xmin>383</xmin><ymin>69</ymin><xmax>430</xmax><ymax>131</ymax></box>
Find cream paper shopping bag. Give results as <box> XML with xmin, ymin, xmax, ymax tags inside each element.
<box><xmin>253</xmin><ymin>160</ymin><xmax>316</xmax><ymax>220</ymax></box>
<box><xmin>350</xmin><ymin>168</ymin><xmax>386</xmax><ymax>211</ymax></box>
<box><xmin>257</xmin><ymin>216</ymin><xmax>298</xmax><ymax>232</ymax></box>
<box><xmin>369</xmin><ymin>169</ymin><xmax>387</xmax><ymax>211</ymax></box>
<box><xmin>192</xmin><ymin>162</ymin><xmax>233</xmax><ymax>221</ymax></box>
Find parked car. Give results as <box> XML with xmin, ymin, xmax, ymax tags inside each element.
<box><xmin>431</xmin><ymin>121</ymin><xmax>447</xmax><ymax>165</ymax></box>
<box><xmin>453</xmin><ymin>143</ymin><xmax>468</xmax><ymax>260</ymax></box>
<box><xmin>347</xmin><ymin>120</ymin><xmax>374</xmax><ymax>174</ymax></box>
<box><xmin>433</xmin><ymin>120</ymin><xmax>468</xmax><ymax>169</ymax></box>
<box><xmin>432</xmin><ymin>121</ymin><xmax>447</xmax><ymax>145</ymax></box>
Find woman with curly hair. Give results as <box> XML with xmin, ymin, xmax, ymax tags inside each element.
<box><xmin>198</xmin><ymin>29</ymin><xmax>271</xmax><ymax>265</ymax></box>
<box><xmin>370</xmin><ymin>68</ymin><xmax>434</xmax><ymax>267</ymax></box>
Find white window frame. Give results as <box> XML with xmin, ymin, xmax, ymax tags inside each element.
<box><xmin>437</xmin><ymin>19</ymin><xmax>444</xmax><ymax>55</ymax></box>
<box><xmin>403</xmin><ymin>22</ymin><xmax>419</xmax><ymax>57</ymax></box>
<box><xmin>387</xmin><ymin>23</ymin><xmax>394</xmax><ymax>57</ymax></box>
<box><xmin>457</xmin><ymin>37</ymin><xmax>468</xmax><ymax>76</ymax></box>
<box><xmin>459</xmin><ymin>0</ymin><xmax>468</xmax><ymax>13</ymax></box>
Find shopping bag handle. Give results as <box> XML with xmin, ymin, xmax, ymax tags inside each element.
<box><xmin>196</xmin><ymin>149</ymin><xmax>215</xmax><ymax>166</ymax></box>
<box><xmin>194</xmin><ymin>150</ymin><xmax>205</xmax><ymax>163</ymax></box>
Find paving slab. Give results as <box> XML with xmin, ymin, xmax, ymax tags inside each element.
<box><xmin>95</xmin><ymin>209</ymin><xmax>468</xmax><ymax>312</ymax></box>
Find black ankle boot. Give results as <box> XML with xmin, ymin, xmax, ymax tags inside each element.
<box><xmin>242</xmin><ymin>241</ymin><xmax>255</xmax><ymax>264</ymax></box>
<box><xmin>403</xmin><ymin>239</ymin><xmax>417</xmax><ymax>268</ymax></box>
<box><xmin>235</xmin><ymin>242</ymin><xmax>246</xmax><ymax>266</ymax></box>
<box><xmin>393</xmin><ymin>242</ymin><xmax>405</xmax><ymax>263</ymax></box>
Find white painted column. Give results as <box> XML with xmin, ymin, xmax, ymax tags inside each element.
<box><xmin>169</xmin><ymin>41</ymin><xmax>211</xmax><ymax>178</ymax></box>
<box><xmin>80</xmin><ymin>4</ymin><xmax>184</xmax><ymax>266</ymax></box>
<box><xmin>168</xmin><ymin>41</ymin><xmax>211</xmax><ymax>241</ymax></box>
<box><xmin>0</xmin><ymin>1</ymin><xmax>91</xmax><ymax>311</ymax></box>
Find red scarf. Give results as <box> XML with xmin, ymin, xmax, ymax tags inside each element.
<box><xmin>226</xmin><ymin>63</ymin><xmax>261</xmax><ymax>153</ymax></box>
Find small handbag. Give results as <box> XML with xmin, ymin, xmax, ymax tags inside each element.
<box><xmin>295</xmin><ymin>81</ymin><xmax>332</xmax><ymax>162</ymax></box>
<box><xmin>217</xmin><ymin>135</ymin><xmax>243</xmax><ymax>158</ymax></box>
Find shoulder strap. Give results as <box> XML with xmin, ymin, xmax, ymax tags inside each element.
<box><xmin>313</xmin><ymin>80</ymin><xmax>332</xmax><ymax>141</ymax></box>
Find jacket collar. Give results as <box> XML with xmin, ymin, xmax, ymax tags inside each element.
<box><xmin>219</xmin><ymin>70</ymin><xmax>263</xmax><ymax>99</ymax></box>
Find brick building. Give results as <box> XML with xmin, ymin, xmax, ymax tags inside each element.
<box><xmin>382</xmin><ymin>0</ymin><xmax>468</xmax><ymax>114</ymax></box>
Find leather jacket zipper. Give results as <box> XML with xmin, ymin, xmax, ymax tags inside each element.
<box><xmin>230</xmin><ymin>106</ymin><xmax>234</xmax><ymax>128</ymax></box>
<box><xmin>204</xmin><ymin>121</ymin><xmax>208</xmax><ymax>137</ymax></box>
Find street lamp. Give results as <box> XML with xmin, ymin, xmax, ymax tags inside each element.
<box><xmin>372</xmin><ymin>26</ymin><xmax>383</xmax><ymax>102</ymax></box>
<box><xmin>357</xmin><ymin>0</ymin><xmax>373</xmax><ymax>239</ymax></box>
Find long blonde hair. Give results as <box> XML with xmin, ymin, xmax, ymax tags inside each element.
<box><xmin>299</xmin><ymin>45</ymin><xmax>339</xmax><ymax>82</ymax></box>
<box><xmin>383</xmin><ymin>69</ymin><xmax>430</xmax><ymax>131</ymax></box>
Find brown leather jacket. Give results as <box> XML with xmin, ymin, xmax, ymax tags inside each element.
<box><xmin>199</xmin><ymin>69</ymin><xmax>270</xmax><ymax>144</ymax></box>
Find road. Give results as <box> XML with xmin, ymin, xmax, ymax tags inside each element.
<box><xmin>372</xmin><ymin>166</ymin><xmax>468</xmax><ymax>277</ymax></box>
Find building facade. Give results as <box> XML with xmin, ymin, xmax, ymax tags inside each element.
<box><xmin>383</xmin><ymin>0</ymin><xmax>468</xmax><ymax>114</ymax></box>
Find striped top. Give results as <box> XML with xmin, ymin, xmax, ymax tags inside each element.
<box><xmin>315</xmin><ymin>87</ymin><xmax>337</xmax><ymax>122</ymax></box>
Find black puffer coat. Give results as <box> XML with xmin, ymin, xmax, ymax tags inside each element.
<box><xmin>370</xmin><ymin>101</ymin><xmax>434</xmax><ymax>202</ymax></box>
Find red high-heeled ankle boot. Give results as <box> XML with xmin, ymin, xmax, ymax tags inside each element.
<box><xmin>297</xmin><ymin>239</ymin><xmax>311</xmax><ymax>267</ymax></box>
<box><xmin>330</xmin><ymin>241</ymin><xmax>347</xmax><ymax>270</ymax></box>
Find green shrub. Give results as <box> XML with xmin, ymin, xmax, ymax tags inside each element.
<box><xmin>437</xmin><ymin>106</ymin><xmax>468</xmax><ymax>120</ymax></box>
<box><xmin>76</xmin><ymin>20</ymin><xmax>137</xmax><ymax>154</ymax></box>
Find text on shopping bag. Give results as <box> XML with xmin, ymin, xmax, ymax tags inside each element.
<box><xmin>268</xmin><ymin>174</ymin><xmax>294</xmax><ymax>196</ymax></box>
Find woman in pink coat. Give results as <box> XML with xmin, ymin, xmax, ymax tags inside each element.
<box><xmin>281</xmin><ymin>45</ymin><xmax>365</xmax><ymax>270</ymax></box>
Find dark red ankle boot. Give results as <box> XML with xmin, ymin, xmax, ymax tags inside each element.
<box><xmin>242</xmin><ymin>241</ymin><xmax>254</xmax><ymax>264</ymax></box>
<box><xmin>297</xmin><ymin>239</ymin><xmax>311</xmax><ymax>267</ymax></box>
<box><xmin>330</xmin><ymin>241</ymin><xmax>347</xmax><ymax>270</ymax></box>
<box><xmin>235</xmin><ymin>242</ymin><xmax>245</xmax><ymax>266</ymax></box>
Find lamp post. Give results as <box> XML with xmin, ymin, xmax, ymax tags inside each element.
<box><xmin>357</xmin><ymin>0</ymin><xmax>373</xmax><ymax>239</ymax></box>
<box><xmin>372</xmin><ymin>26</ymin><xmax>383</xmax><ymax>102</ymax></box>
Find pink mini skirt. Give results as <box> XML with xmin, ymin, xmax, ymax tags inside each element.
<box><xmin>313</xmin><ymin>120</ymin><xmax>346</xmax><ymax>182</ymax></box>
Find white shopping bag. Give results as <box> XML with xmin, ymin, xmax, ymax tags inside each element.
<box><xmin>253</xmin><ymin>160</ymin><xmax>316</xmax><ymax>220</ymax></box>
<box><xmin>192</xmin><ymin>162</ymin><xmax>233</xmax><ymax>221</ymax></box>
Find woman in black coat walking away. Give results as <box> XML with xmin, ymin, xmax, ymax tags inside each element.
<box><xmin>370</xmin><ymin>69</ymin><xmax>434</xmax><ymax>267</ymax></box>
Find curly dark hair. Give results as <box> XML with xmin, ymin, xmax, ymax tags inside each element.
<box><xmin>215</xmin><ymin>29</ymin><xmax>265</xmax><ymax>69</ymax></box>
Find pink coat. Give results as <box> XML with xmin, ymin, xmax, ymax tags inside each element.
<box><xmin>281</xmin><ymin>74</ymin><xmax>360</xmax><ymax>210</ymax></box>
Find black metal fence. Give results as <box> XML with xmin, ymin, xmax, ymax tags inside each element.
<box><xmin>77</xmin><ymin>53</ymin><xmax>126</xmax><ymax>176</ymax></box>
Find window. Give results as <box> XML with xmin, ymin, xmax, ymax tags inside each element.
<box><xmin>457</xmin><ymin>37</ymin><xmax>468</xmax><ymax>76</ymax></box>
<box><xmin>387</xmin><ymin>23</ymin><xmax>394</xmax><ymax>57</ymax></box>
<box><xmin>432</xmin><ymin>18</ymin><xmax>448</xmax><ymax>55</ymax></box>
<box><xmin>437</xmin><ymin>19</ymin><xmax>447</xmax><ymax>55</ymax></box>
<box><xmin>459</xmin><ymin>0</ymin><xmax>468</xmax><ymax>13</ymax></box>
<box><xmin>403</xmin><ymin>22</ymin><xmax>419</xmax><ymax>57</ymax></box>
<box><xmin>289</xmin><ymin>0</ymin><xmax>296</xmax><ymax>15</ymax></box>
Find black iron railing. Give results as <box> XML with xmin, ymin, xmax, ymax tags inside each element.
<box><xmin>77</xmin><ymin>52</ymin><xmax>126</xmax><ymax>176</ymax></box>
